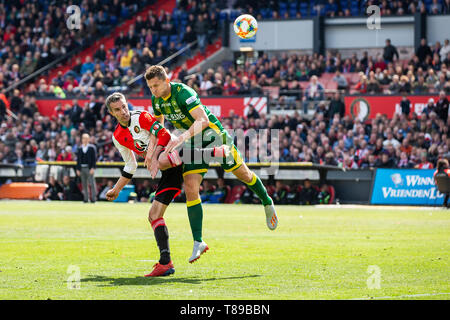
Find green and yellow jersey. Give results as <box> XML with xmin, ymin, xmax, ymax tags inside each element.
<box><xmin>152</xmin><ymin>82</ymin><xmax>224</xmax><ymax>139</ymax></box>
<box><xmin>151</xmin><ymin>82</ymin><xmax>243</xmax><ymax>175</ymax></box>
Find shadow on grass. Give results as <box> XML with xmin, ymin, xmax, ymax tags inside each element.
<box><xmin>80</xmin><ymin>274</ymin><xmax>261</xmax><ymax>287</ymax></box>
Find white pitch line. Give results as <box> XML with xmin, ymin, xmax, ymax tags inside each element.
<box><xmin>350</xmin><ymin>292</ymin><xmax>450</xmax><ymax>300</ymax></box>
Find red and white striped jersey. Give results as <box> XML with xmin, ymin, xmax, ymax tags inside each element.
<box><xmin>112</xmin><ymin>110</ymin><xmax>170</xmax><ymax>177</ymax></box>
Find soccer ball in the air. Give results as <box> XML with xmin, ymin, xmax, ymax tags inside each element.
<box><xmin>233</xmin><ymin>14</ymin><xmax>258</xmax><ymax>39</ymax></box>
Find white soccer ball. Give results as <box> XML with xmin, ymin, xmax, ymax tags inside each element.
<box><xmin>233</xmin><ymin>14</ymin><xmax>258</xmax><ymax>39</ymax></box>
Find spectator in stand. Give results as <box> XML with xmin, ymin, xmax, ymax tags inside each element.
<box><xmin>397</xmin><ymin>151</ymin><xmax>414</xmax><ymax>168</ymax></box>
<box><xmin>298</xmin><ymin>179</ymin><xmax>318</xmax><ymax>205</ymax></box>
<box><xmin>435</xmin><ymin>90</ymin><xmax>449</xmax><ymax>122</ymax></box>
<box><xmin>94</xmin><ymin>44</ymin><xmax>107</xmax><ymax>62</ymax></box>
<box><xmin>376</xmin><ymin>151</ymin><xmax>396</xmax><ymax>168</ymax></box>
<box><xmin>423</xmin><ymin>98</ymin><xmax>436</xmax><ymax>116</ymax></box>
<box><xmin>374</xmin><ymin>55</ymin><xmax>387</xmax><ymax>72</ymax></box>
<box><xmin>413</xmin><ymin>75</ymin><xmax>428</xmax><ymax>93</ymax></box>
<box><xmin>416</xmin><ymin>152</ymin><xmax>434</xmax><ymax>169</ymax></box>
<box><xmin>81</xmin><ymin>56</ymin><xmax>95</xmax><ymax>75</ymax></box>
<box><xmin>302</xmin><ymin>75</ymin><xmax>324</xmax><ymax>114</ymax></box>
<box><xmin>241</xmin><ymin>186</ymin><xmax>261</xmax><ymax>204</ymax></box>
<box><xmin>317</xmin><ymin>184</ymin><xmax>331</xmax><ymax>204</ymax></box>
<box><xmin>41</xmin><ymin>176</ymin><xmax>63</xmax><ymax>201</ymax></box>
<box><xmin>354</xmin><ymin>74</ymin><xmax>368</xmax><ymax>93</ymax></box>
<box><xmin>272</xmin><ymin>180</ymin><xmax>287</xmax><ymax>205</ymax></box>
<box><xmin>246</xmin><ymin>104</ymin><xmax>260</xmax><ymax>119</ymax></box>
<box><xmin>367</xmin><ymin>71</ymin><xmax>381</xmax><ymax>94</ymax></box>
<box><xmin>137</xmin><ymin>180</ymin><xmax>153</xmax><ymax>202</ymax></box>
<box><xmin>62</xmin><ymin>175</ymin><xmax>84</xmax><ymax>201</ymax></box>
<box><xmin>440</xmin><ymin>39</ymin><xmax>450</xmax><ymax>61</ymax></box>
<box><xmin>388</xmin><ymin>74</ymin><xmax>401</xmax><ymax>94</ymax></box>
<box><xmin>383</xmin><ymin>38</ymin><xmax>399</xmax><ymax>63</ymax></box>
<box><xmin>332</xmin><ymin>70</ymin><xmax>348</xmax><ymax>91</ymax></box>
<box><xmin>214</xmin><ymin>178</ymin><xmax>229</xmax><ymax>204</ymax></box>
<box><xmin>56</xmin><ymin>146</ymin><xmax>74</xmax><ymax>162</ymax></box>
<box><xmin>417</xmin><ymin>38</ymin><xmax>433</xmax><ymax>63</ymax></box>
<box><xmin>400</xmin><ymin>94</ymin><xmax>411</xmax><ymax>117</ymax></box>
<box><xmin>398</xmin><ymin>75</ymin><xmax>412</xmax><ymax>93</ymax></box>
<box><xmin>99</xmin><ymin>180</ymin><xmax>115</xmax><ymax>201</ymax></box>
<box><xmin>194</xmin><ymin>14</ymin><xmax>207</xmax><ymax>56</ymax></box>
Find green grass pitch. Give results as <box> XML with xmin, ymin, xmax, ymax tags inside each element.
<box><xmin>0</xmin><ymin>201</ymin><xmax>448</xmax><ymax>300</ymax></box>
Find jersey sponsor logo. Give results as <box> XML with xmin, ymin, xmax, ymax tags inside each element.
<box><xmin>134</xmin><ymin>126</ymin><xmax>140</xmax><ymax>134</ymax></box>
<box><xmin>134</xmin><ymin>139</ymin><xmax>147</xmax><ymax>152</ymax></box>
<box><xmin>185</xmin><ymin>96</ymin><xmax>197</xmax><ymax>105</ymax></box>
<box><xmin>166</xmin><ymin>113</ymin><xmax>186</xmax><ymax>121</ymax></box>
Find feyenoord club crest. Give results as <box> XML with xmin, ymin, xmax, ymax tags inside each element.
<box><xmin>134</xmin><ymin>126</ymin><xmax>140</xmax><ymax>134</ymax></box>
<box><xmin>350</xmin><ymin>98</ymin><xmax>370</xmax><ymax>122</ymax></box>
<box><xmin>134</xmin><ymin>139</ymin><xmax>147</xmax><ymax>152</ymax></box>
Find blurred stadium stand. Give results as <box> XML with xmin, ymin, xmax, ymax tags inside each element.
<box><xmin>0</xmin><ymin>0</ymin><xmax>449</xmax><ymax>205</ymax></box>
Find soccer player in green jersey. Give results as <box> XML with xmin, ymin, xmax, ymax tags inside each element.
<box><xmin>145</xmin><ymin>65</ymin><xmax>278</xmax><ymax>263</ymax></box>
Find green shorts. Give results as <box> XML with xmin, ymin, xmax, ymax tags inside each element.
<box><xmin>182</xmin><ymin>128</ymin><xmax>244</xmax><ymax>177</ymax></box>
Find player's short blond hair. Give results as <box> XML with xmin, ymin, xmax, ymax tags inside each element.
<box><xmin>145</xmin><ymin>65</ymin><xmax>168</xmax><ymax>81</ymax></box>
<box><xmin>105</xmin><ymin>92</ymin><xmax>126</xmax><ymax>112</ymax></box>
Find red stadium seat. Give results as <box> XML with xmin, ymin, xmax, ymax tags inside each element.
<box><xmin>225</xmin><ymin>185</ymin><xmax>246</xmax><ymax>203</ymax></box>
<box><xmin>266</xmin><ymin>185</ymin><xmax>276</xmax><ymax>197</ymax></box>
<box><xmin>320</xmin><ymin>73</ymin><xmax>335</xmax><ymax>82</ymax></box>
<box><xmin>299</xmin><ymin>81</ymin><xmax>309</xmax><ymax>90</ymax></box>
<box><xmin>263</xmin><ymin>86</ymin><xmax>280</xmax><ymax>99</ymax></box>
<box><xmin>328</xmin><ymin>185</ymin><xmax>335</xmax><ymax>204</ymax></box>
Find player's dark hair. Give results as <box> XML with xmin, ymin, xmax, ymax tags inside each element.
<box><xmin>105</xmin><ymin>92</ymin><xmax>126</xmax><ymax>112</ymax></box>
<box><xmin>145</xmin><ymin>65</ymin><xmax>167</xmax><ymax>81</ymax></box>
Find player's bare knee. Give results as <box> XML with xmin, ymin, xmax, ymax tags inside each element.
<box><xmin>148</xmin><ymin>207</ymin><xmax>161</xmax><ymax>223</ymax></box>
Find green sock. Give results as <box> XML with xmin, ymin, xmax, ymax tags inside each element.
<box><xmin>187</xmin><ymin>199</ymin><xmax>203</xmax><ymax>242</ymax></box>
<box><xmin>246</xmin><ymin>173</ymin><xmax>273</xmax><ymax>206</ymax></box>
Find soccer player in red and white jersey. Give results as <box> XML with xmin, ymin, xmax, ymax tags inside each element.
<box><xmin>104</xmin><ymin>92</ymin><xmax>228</xmax><ymax>277</ymax></box>
<box><xmin>105</xmin><ymin>92</ymin><xmax>180</xmax><ymax>277</ymax></box>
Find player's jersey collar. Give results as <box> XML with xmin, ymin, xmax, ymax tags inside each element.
<box><xmin>119</xmin><ymin>117</ymin><xmax>131</xmax><ymax>129</ymax></box>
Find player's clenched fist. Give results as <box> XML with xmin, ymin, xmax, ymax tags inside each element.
<box><xmin>106</xmin><ymin>188</ymin><xmax>119</xmax><ymax>201</ymax></box>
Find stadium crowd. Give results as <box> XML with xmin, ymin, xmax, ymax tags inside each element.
<box><xmin>233</xmin><ymin>0</ymin><xmax>450</xmax><ymax>18</ymax></box>
<box><xmin>181</xmin><ymin>37</ymin><xmax>450</xmax><ymax>106</ymax></box>
<box><xmin>10</xmin><ymin>36</ymin><xmax>448</xmax><ymax>112</ymax></box>
<box><xmin>0</xmin><ymin>0</ymin><xmax>449</xmax><ymax>204</ymax></box>
<box><xmin>0</xmin><ymin>0</ymin><xmax>157</xmax><ymax>91</ymax></box>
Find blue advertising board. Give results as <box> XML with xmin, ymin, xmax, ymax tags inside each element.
<box><xmin>371</xmin><ymin>169</ymin><xmax>444</xmax><ymax>205</ymax></box>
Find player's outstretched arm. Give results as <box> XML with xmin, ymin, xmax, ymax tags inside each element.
<box><xmin>107</xmin><ymin>136</ymin><xmax>138</xmax><ymax>201</ymax></box>
<box><xmin>165</xmin><ymin>106</ymin><xmax>210</xmax><ymax>153</ymax></box>
<box><xmin>106</xmin><ymin>175</ymin><xmax>131</xmax><ymax>201</ymax></box>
